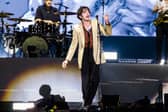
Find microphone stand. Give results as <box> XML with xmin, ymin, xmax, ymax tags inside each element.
<box><xmin>96</xmin><ymin>16</ymin><xmax>101</xmax><ymax>36</ymax></box>
<box><xmin>54</xmin><ymin>3</ymin><xmax>69</xmax><ymax>35</ymax></box>
<box><xmin>12</xmin><ymin>23</ymin><xmax>18</xmax><ymax>58</ymax></box>
<box><xmin>54</xmin><ymin>3</ymin><xmax>69</xmax><ymax>57</ymax></box>
<box><xmin>96</xmin><ymin>15</ymin><xmax>103</xmax><ymax>103</ymax></box>
<box><xmin>102</xmin><ymin>0</ymin><xmax>105</xmax><ymax>25</ymax></box>
<box><xmin>1</xmin><ymin>17</ymin><xmax>5</xmax><ymax>33</ymax></box>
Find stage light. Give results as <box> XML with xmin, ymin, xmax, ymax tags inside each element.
<box><xmin>104</xmin><ymin>52</ymin><xmax>118</xmax><ymax>60</ymax></box>
<box><xmin>13</xmin><ymin>102</ymin><xmax>34</xmax><ymax>110</ymax></box>
<box><xmin>159</xmin><ymin>59</ymin><xmax>165</xmax><ymax>65</ymax></box>
<box><xmin>137</xmin><ymin>59</ymin><xmax>153</xmax><ymax>64</ymax></box>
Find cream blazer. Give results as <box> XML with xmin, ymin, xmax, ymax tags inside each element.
<box><xmin>65</xmin><ymin>19</ymin><xmax>112</xmax><ymax>69</ymax></box>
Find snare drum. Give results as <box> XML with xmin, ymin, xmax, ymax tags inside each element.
<box><xmin>42</xmin><ymin>22</ymin><xmax>59</xmax><ymax>35</ymax></box>
<box><xmin>22</xmin><ymin>36</ymin><xmax>48</xmax><ymax>57</ymax></box>
<box><xmin>28</xmin><ymin>23</ymin><xmax>43</xmax><ymax>34</ymax></box>
<box><xmin>28</xmin><ymin>22</ymin><xmax>59</xmax><ymax>36</ymax></box>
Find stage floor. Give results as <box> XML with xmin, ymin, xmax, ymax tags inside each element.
<box><xmin>0</xmin><ymin>58</ymin><xmax>168</xmax><ymax>104</ymax></box>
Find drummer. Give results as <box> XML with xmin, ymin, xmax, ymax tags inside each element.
<box><xmin>35</xmin><ymin>0</ymin><xmax>61</xmax><ymax>27</ymax></box>
<box><xmin>35</xmin><ymin>0</ymin><xmax>61</xmax><ymax>57</ymax></box>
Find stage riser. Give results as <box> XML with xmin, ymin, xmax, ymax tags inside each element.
<box><xmin>100</xmin><ymin>63</ymin><xmax>168</xmax><ymax>103</ymax></box>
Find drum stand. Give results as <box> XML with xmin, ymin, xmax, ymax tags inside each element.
<box><xmin>0</xmin><ymin>17</ymin><xmax>5</xmax><ymax>54</ymax></box>
<box><xmin>60</xmin><ymin>6</ymin><xmax>69</xmax><ymax>57</ymax></box>
<box><xmin>62</xmin><ymin>7</ymin><xmax>68</xmax><ymax>36</ymax></box>
<box><xmin>0</xmin><ymin>17</ymin><xmax>5</xmax><ymax>34</ymax></box>
<box><xmin>9</xmin><ymin>23</ymin><xmax>19</xmax><ymax>58</ymax></box>
<box><xmin>53</xmin><ymin>4</ymin><xmax>75</xmax><ymax>57</ymax></box>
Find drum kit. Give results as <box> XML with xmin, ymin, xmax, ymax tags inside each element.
<box><xmin>0</xmin><ymin>7</ymin><xmax>75</xmax><ymax>57</ymax></box>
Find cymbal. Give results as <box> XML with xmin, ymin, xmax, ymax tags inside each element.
<box><xmin>59</xmin><ymin>11</ymin><xmax>76</xmax><ymax>15</ymax></box>
<box><xmin>0</xmin><ymin>12</ymin><xmax>14</xmax><ymax>18</ymax></box>
<box><xmin>5</xmin><ymin>23</ymin><xmax>17</xmax><ymax>27</ymax></box>
<box><xmin>8</xmin><ymin>18</ymin><xmax>32</xmax><ymax>22</ymax></box>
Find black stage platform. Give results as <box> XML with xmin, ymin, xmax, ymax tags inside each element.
<box><xmin>0</xmin><ymin>58</ymin><xmax>168</xmax><ymax>111</ymax></box>
<box><xmin>100</xmin><ymin>63</ymin><xmax>168</xmax><ymax>103</ymax></box>
<box><xmin>0</xmin><ymin>58</ymin><xmax>168</xmax><ymax>104</ymax></box>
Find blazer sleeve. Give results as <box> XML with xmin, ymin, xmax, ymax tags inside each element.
<box><xmin>100</xmin><ymin>23</ymin><xmax>112</xmax><ymax>36</ymax></box>
<box><xmin>65</xmin><ymin>27</ymin><xmax>78</xmax><ymax>61</ymax></box>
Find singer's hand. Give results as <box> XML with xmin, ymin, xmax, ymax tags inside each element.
<box><xmin>159</xmin><ymin>6</ymin><xmax>164</xmax><ymax>12</ymax></box>
<box><xmin>104</xmin><ymin>14</ymin><xmax>110</xmax><ymax>25</ymax></box>
<box><xmin>153</xmin><ymin>5</ymin><xmax>159</xmax><ymax>12</ymax></box>
<box><xmin>62</xmin><ymin>60</ymin><xmax>68</xmax><ymax>69</ymax></box>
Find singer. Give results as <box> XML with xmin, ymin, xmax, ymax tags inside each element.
<box><xmin>62</xmin><ymin>6</ymin><xmax>112</xmax><ymax>109</ymax></box>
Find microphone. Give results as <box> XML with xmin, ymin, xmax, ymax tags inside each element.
<box><xmin>96</xmin><ymin>15</ymin><xmax>101</xmax><ymax>36</ymax></box>
<box><xmin>96</xmin><ymin>15</ymin><xmax>99</xmax><ymax>21</ymax></box>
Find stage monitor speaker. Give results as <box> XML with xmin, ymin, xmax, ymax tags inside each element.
<box><xmin>164</xmin><ymin>94</ymin><xmax>168</xmax><ymax>105</ymax></box>
<box><xmin>164</xmin><ymin>94</ymin><xmax>168</xmax><ymax>111</ymax></box>
<box><xmin>0</xmin><ymin>102</ymin><xmax>12</xmax><ymax>111</ymax></box>
<box><xmin>101</xmin><ymin>95</ymin><xmax>120</xmax><ymax>107</ymax></box>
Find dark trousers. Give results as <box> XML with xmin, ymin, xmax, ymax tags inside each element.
<box><xmin>81</xmin><ymin>48</ymin><xmax>100</xmax><ymax>106</ymax></box>
<box><xmin>156</xmin><ymin>23</ymin><xmax>168</xmax><ymax>63</ymax></box>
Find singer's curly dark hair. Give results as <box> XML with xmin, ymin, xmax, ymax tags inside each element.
<box><xmin>77</xmin><ymin>6</ymin><xmax>91</xmax><ymax>20</ymax></box>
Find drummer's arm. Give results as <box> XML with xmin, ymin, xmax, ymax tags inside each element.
<box><xmin>53</xmin><ymin>12</ymin><xmax>61</xmax><ymax>27</ymax></box>
<box><xmin>35</xmin><ymin>19</ymin><xmax>54</xmax><ymax>25</ymax></box>
<box><xmin>35</xmin><ymin>7</ymin><xmax>43</xmax><ymax>23</ymax></box>
<box><xmin>34</xmin><ymin>18</ymin><xmax>53</xmax><ymax>24</ymax></box>
<box><xmin>42</xmin><ymin>20</ymin><xmax>60</xmax><ymax>27</ymax></box>
<box><xmin>54</xmin><ymin>21</ymin><xmax>60</xmax><ymax>27</ymax></box>
<box><xmin>42</xmin><ymin>20</ymin><xmax>53</xmax><ymax>24</ymax></box>
<box><xmin>35</xmin><ymin>19</ymin><xmax>60</xmax><ymax>27</ymax></box>
<box><xmin>35</xmin><ymin>18</ymin><xmax>42</xmax><ymax>23</ymax></box>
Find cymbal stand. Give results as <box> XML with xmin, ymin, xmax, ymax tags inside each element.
<box><xmin>5</xmin><ymin>24</ymin><xmax>10</xmax><ymax>34</ymax></box>
<box><xmin>61</xmin><ymin>6</ymin><xmax>69</xmax><ymax>57</ymax></box>
<box><xmin>62</xmin><ymin>7</ymin><xmax>68</xmax><ymax>36</ymax></box>
<box><xmin>0</xmin><ymin>17</ymin><xmax>6</xmax><ymax>55</ymax></box>
<box><xmin>0</xmin><ymin>17</ymin><xmax>5</xmax><ymax>33</ymax></box>
<box><xmin>54</xmin><ymin>3</ymin><xmax>69</xmax><ymax>35</ymax></box>
<box><xmin>11</xmin><ymin>23</ymin><xmax>19</xmax><ymax>58</ymax></box>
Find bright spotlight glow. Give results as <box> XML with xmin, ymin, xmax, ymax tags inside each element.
<box><xmin>159</xmin><ymin>59</ymin><xmax>165</xmax><ymax>65</ymax></box>
<box><xmin>13</xmin><ymin>102</ymin><xmax>35</xmax><ymax>110</ymax></box>
<box><xmin>104</xmin><ymin>52</ymin><xmax>118</xmax><ymax>60</ymax></box>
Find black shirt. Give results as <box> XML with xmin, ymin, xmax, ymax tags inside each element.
<box><xmin>35</xmin><ymin>5</ymin><xmax>61</xmax><ymax>23</ymax></box>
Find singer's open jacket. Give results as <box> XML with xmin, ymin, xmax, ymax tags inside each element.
<box><xmin>65</xmin><ymin>19</ymin><xmax>112</xmax><ymax>69</ymax></box>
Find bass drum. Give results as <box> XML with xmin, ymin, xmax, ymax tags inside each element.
<box><xmin>22</xmin><ymin>36</ymin><xmax>48</xmax><ymax>57</ymax></box>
